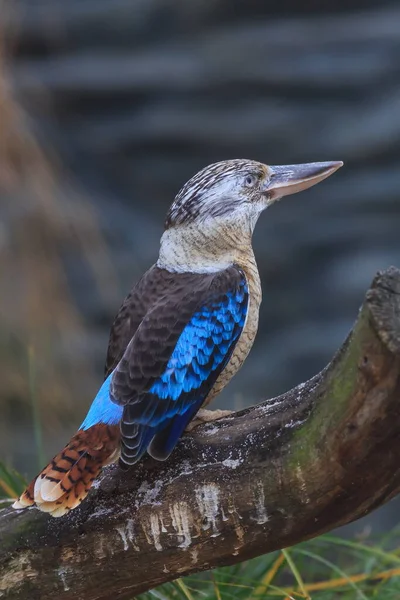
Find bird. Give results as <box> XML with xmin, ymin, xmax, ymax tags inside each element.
<box><xmin>13</xmin><ymin>158</ymin><xmax>342</xmax><ymax>517</ymax></box>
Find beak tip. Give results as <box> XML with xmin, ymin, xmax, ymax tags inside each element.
<box><xmin>326</xmin><ymin>160</ymin><xmax>344</xmax><ymax>173</ymax></box>
<box><xmin>332</xmin><ymin>160</ymin><xmax>344</xmax><ymax>170</ymax></box>
<box><xmin>326</xmin><ymin>160</ymin><xmax>344</xmax><ymax>176</ymax></box>
<box><xmin>314</xmin><ymin>160</ymin><xmax>344</xmax><ymax>177</ymax></box>
<box><xmin>319</xmin><ymin>160</ymin><xmax>344</xmax><ymax>174</ymax></box>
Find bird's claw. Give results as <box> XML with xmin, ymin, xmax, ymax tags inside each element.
<box><xmin>185</xmin><ymin>408</ymin><xmax>233</xmax><ymax>432</ymax></box>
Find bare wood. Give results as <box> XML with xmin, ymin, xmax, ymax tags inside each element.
<box><xmin>1</xmin><ymin>267</ymin><xmax>400</xmax><ymax>600</ymax></box>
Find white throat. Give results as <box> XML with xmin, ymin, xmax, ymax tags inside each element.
<box><xmin>157</xmin><ymin>227</ymin><xmax>234</xmax><ymax>273</ymax></box>
<box><xmin>157</xmin><ymin>215</ymin><xmax>257</xmax><ymax>274</ymax></box>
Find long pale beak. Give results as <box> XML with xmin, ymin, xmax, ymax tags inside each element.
<box><xmin>262</xmin><ymin>161</ymin><xmax>343</xmax><ymax>203</ymax></box>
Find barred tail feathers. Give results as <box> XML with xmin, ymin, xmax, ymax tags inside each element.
<box><xmin>13</xmin><ymin>424</ymin><xmax>119</xmax><ymax>517</ymax></box>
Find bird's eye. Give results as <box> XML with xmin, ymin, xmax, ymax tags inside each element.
<box><xmin>244</xmin><ymin>173</ymin><xmax>259</xmax><ymax>188</ymax></box>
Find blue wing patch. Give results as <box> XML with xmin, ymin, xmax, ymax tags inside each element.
<box><xmin>121</xmin><ymin>277</ymin><xmax>248</xmax><ymax>464</ymax></box>
<box><xmin>150</xmin><ymin>290</ymin><xmax>245</xmax><ymax>401</ymax></box>
<box><xmin>80</xmin><ymin>373</ymin><xmax>122</xmax><ymax>431</ymax></box>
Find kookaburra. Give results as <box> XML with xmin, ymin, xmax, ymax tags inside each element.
<box><xmin>14</xmin><ymin>158</ymin><xmax>342</xmax><ymax>517</ymax></box>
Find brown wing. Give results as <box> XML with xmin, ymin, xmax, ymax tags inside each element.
<box><xmin>105</xmin><ymin>265</ymin><xmax>173</xmax><ymax>377</ymax></box>
<box><xmin>104</xmin><ymin>265</ymin><xmax>230</xmax><ymax>378</ymax></box>
<box><xmin>105</xmin><ymin>265</ymin><xmax>156</xmax><ymax>377</ymax></box>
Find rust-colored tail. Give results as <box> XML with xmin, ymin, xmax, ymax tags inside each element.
<box><xmin>13</xmin><ymin>424</ymin><xmax>120</xmax><ymax>517</ymax></box>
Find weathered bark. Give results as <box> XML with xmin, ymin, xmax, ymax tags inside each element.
<box><xmin>1</xmin><ymin>267</ymin><xmax>400</xmax><ymax>600</ymax></box>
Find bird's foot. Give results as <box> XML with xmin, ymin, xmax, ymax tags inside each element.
<box><xmin>185</xmin><ymin>408</ymin><xmax>233</xmax><ymax>432</ymax></box>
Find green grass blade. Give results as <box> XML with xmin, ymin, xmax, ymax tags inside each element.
<box><xmin>28</xmin><ymin>345</ymin><xmax>45</xmax><ymax>469</ymax></box>
<box><xmin>293</xmin><ymin>547</ymin><xmax>370</xmax><ymax>600</ymax></box>
<box><xmin>282</xmin><ymin>549</ymin><xmax>310</xmax><ymax>599</ymax></box>
<box><xmin>318</xmin><ymin>535</ymin><xmax>400</xmax><ymax>565</ymax></box>
<box><xmin>0</xmin><ymin>461</ymin><xmax>27</xmax><ymax>498</ymax></box>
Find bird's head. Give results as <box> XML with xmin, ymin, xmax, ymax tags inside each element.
<box><xmin>166</xmin><ymin>159</ymin><xmax>342</xmax><ymax>231</ymax></box>
<box><xmin>160</xmin><ymin>158</ymin><xmax>343</xmax><ymax>273</ymax></box>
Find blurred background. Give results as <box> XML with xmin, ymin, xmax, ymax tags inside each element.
<box><xmin>1</xmin><ymin>0</ymin><xmax>400</xmax><ymax>534</ymax></box>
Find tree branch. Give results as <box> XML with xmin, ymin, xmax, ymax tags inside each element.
<box><xmin>2</xmin><ymin>267</ymin><xmax>400</xmax><ymax>600</ymax></box>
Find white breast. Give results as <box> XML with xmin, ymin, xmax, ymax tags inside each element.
<box><xmin>205</xmin><ymin>254</ymin><xmax>262</xmax><ymax>405</ymax></box>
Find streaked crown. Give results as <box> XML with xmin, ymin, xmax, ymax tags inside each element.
<box><xmin>165</xmin><ymin>159</ymin><xmax>267</xmax><ymax>229</ymax></box>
